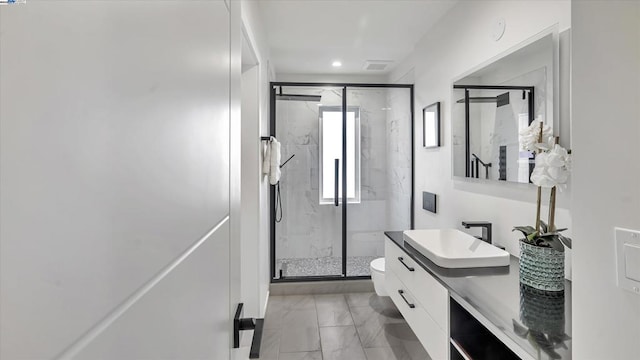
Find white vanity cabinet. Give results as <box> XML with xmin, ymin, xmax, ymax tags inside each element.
<box><xmin>385</xmin><ymin>239</ymin><xmax>449</xmax><ymax>360</ymax></box>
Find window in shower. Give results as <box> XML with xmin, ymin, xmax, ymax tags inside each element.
<box><xmin>319</xmin><ymin>106</ymin><xmax>361</xmax><ymax>204</ymax></box>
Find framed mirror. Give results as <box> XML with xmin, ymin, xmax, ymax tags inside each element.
<box><xmin>423</xmin><ymin>102</ymin><xmax>441</xmax><ymax>148</ymax></box>
<box><xmin>452</xmin><ymin>29</ymin><xmax>558</xmax><ymax>183</ymax></box>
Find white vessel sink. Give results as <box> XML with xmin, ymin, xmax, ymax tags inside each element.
<box><xmin>403</xmin><ymin>229</ymin><xmax>510</xmax><ymax>268</ymax></box>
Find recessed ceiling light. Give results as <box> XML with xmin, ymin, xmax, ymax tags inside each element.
<box><xmin>332</xmin><ymin>60</ymin><xmax>342</xmax><ymax>67</ymax></box>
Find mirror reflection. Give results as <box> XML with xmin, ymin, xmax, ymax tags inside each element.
<box><xmin>452</xmin><ymin>33</ymin><xmax>556</xmax><ymax>183</ymax></box>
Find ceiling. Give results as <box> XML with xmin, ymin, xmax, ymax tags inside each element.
<box><xmin>258</xmin><ymin>0</ymin><xmax>457</xmax><ymax>76</ymax></box>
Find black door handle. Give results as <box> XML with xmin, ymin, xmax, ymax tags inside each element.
<box><xmin>398</xmin><ymin>290</ymin><xmax>415</xmax><ymax>309</ymax></box>
<box><xmin>334</xmin><ymin>158</ymin><xmax>339</xmax><ymax>207</ymax></box>
<box><xmin>233</xmin><ymin>303</ymin><xmax>264</xmax><ymax>358</ymax></box>
<box><xmin>398</xmin><ymin>257</ymin><xmax>415</xmax><ymax>272</ymax></box>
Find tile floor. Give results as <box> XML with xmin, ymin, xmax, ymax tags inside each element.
<box><xmin>259</xmin><ymin>292</ymin><xmax>431</xmax><ymax>360</ymax></box>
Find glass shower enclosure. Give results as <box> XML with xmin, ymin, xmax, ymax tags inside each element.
<box><xmin>269</xmin><ymin>83</ymin><xmax>414</xmax><ymax>281</ymax></box>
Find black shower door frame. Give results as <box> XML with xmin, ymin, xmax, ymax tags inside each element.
<box><xmin>269</xmin><ymin>82</ymin><xmax>415</xmax><ymax>283</ymax></box>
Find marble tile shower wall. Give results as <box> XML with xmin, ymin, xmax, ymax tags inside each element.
<box><xmin>276</xmin><ymin>88</ymin><xmax>412</xmax><ymax>262</ymax></box>
<box><xmin>385</xmin><ymin>88</ymin><xmax>412</xmax><ymax>231</ymax></box>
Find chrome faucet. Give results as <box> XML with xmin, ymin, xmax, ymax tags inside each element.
<box><xmin>462</xmin><ymin>221</ymin><xmax>492</xmax><ymax>244</ymax></box>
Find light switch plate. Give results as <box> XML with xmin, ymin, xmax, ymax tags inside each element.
<box><xmin>615</xmin><ymin>227</ymin><xmax>640</xmax><ymax>295</ymax></box>
<box><xmin>624</xmin><ymin>244</ymin><xmax>640</xmax><ymax>282</ymax></box>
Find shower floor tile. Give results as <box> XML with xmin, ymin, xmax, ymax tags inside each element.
<box><xmin>276</xmin><ymin>256</ymin><xmax>379</xmax><ymax>278</ymax></box>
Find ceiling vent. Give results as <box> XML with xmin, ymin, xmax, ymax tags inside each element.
<box><xmin>363</xmin><ymin>60</ymin><xmax>393</xmax><ymax>71</ymax></box>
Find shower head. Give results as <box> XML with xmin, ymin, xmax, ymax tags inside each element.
<box><xmin>456</xmin><ymin>97</ymin><xmax>497</xmax><ymax>104</ymax></box>
<box><xmin>456</xmin><ymin>92</ymin><xmax>510</xmax><ymax>107</ymax></box>
<box><xmin>275</xmin><ymin>94</ymin><xmax>322</xmax><ymax>102</ymax></box>
<box><xmin>275</xmin><ymin>86</ymin><xmax>322</xmax><ymax>102</ymax></box>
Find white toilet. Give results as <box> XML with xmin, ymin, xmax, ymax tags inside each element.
<box><xmin>370</xmin><ymin>257</ymin><xmax>388</xmax><ymax>296</ymax></box>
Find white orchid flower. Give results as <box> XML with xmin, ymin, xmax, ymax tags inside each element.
<box><xmin>546</xmin><ymin>144</ymin><xmax>572</xmax><ymax>170</ymax></box>
<box><xmin>530</xmin><ymin>144</ymin><xmax>571</xmax><ymax>189</ymax></box>
<box><xmin>520</xmin><ymin>118</ymin><xmax>553</xmax><ymax>152</ymax></box>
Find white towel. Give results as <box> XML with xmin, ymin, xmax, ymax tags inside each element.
<box><xmin>269</xmin><ymin>137</ymin><xmax>281</xmax><ymax>185</ymax></box>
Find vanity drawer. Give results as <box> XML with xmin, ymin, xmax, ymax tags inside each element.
<box><xmin>386</xmin><ymin>266</ymin><xmax>448</xmax><ymax>360</ymax></box>
<box><xmin>386</xmin><ymin>239</ymin><xmax>419</xmax><ymax>281</ymax></box>
<box><xmin>412</xmin><ymin>261</ymin><xmax>449</xmax><ymax>329</ymax></box>
<box><xmin>385</xmin><ymin>239</ymin><xmax>449</xmax><ymax>330</ymax></box>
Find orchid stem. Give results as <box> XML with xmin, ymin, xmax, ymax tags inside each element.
<box><xmin>547</xmin><ymin>137</ymin><xmax>560</xmax><ymax>232</ymax></box>
<box><xmin>549</xmin><ymin>186</ymin><xmax>557</xmax><ymax>232</ymax></box>
<box><xmin>535</xmin><ymin>122</ymin><xmax>544</xmax><ymax>233</ymax></box>
<box><xmin>536</xmin><ymin>187</ymin><xmax>542</xmax><ymax>233</ymax></box>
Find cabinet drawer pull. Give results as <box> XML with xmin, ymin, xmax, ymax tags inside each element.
<box><xmin>398</xmin><ymin>290</ymin><xmax>416</xmax><ymax>309</ymax></box>
<box><xmin>398</xmin><ymin>257</ymin><xmax>415</xmax><ymax>272</ymax></box>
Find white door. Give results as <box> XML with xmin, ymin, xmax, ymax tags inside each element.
<box><xmin>0</xmin><ymin>1</ymin><xmax>233</xmax><ymax>359</ymax></box>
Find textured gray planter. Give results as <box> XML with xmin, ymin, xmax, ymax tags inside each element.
<box><xmin>519</xmin><ymin>240</ymin><xmax>565</xmax><ymax>291</ymax></box>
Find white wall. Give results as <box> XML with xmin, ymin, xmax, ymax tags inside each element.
<box><xmin>241</xmin><ymin>65</ymin><xmax>261</xmax><ymax>320</ymax></box>
<box><xmin>571</xmin><ymin>2</ymin><xmax>640</xmax><ymax>358</ymax></box>
<box><xmin>229</xmin><ymin>0</ymin><xmax>243</xmax><ymax>356</ymax></box>
<box><xmin>240</xmin><ymin>0</ymin><xmax>273</xmax><ymax>320</ymax></box>
<box><xmin>0</xmin><ymin>1</ymin><xmax>234</xmax><ymax>359</ymax></box>
<box><xmin>389</xmin><ymin>0</ymin><xmax>571</xmax><ymax>261</ymax></box>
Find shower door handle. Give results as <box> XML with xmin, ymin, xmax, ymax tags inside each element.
<box><xmin>334</xmin><ymin>159</ymin><xmax>339</xmax><ymax>206</ymax></box>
